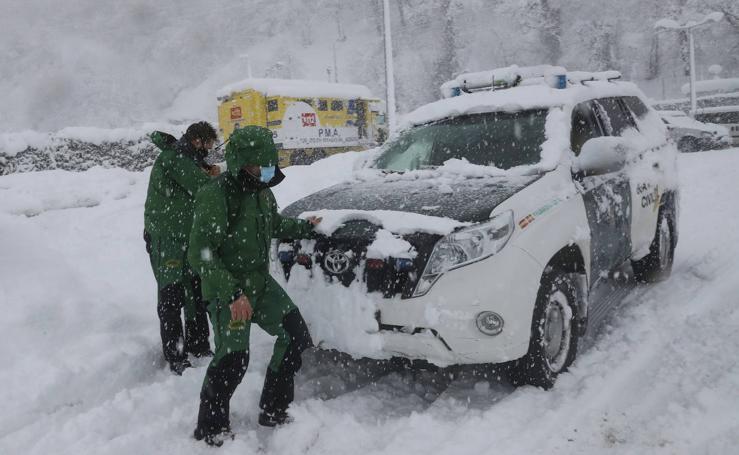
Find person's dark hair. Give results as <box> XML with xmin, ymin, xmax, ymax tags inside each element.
<box><xmin>184</xmin><ymin>121</ymin><xmax>217</xmax><ymax>143</ymax></box>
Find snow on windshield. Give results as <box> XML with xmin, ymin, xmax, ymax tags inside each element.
<box><xmin>373</xmin><ymin>109</ymin><xmax>548</xmax><ymax>172</ymax></box>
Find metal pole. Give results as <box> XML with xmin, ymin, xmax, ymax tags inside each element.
<box><xmin>688</xmin><ymin>28</ymin><xmax>697</xmax><ymax>117</ymax></box>
<box><xmin>333</xmin><ymin>42</ymin><xmax>339</xmax><ymax>83</ymax></box>
<box><xmin>382</xmin><ymin>0</ymin><xmax>397</xmax><ymax>135</ymax></box>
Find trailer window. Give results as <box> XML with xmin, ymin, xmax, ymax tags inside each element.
<box><xmin>318</xmin><ymin>99</ymin><xmax>328</xmax><ymax>111</ymax></box>
<box><xmin>331</xmin><ymin>100</ymin><xmax>344</xmax><ymax>111</ymax></box>
<box><xmin>267</xmin><ymin>99</ymin><xmax>279</xmax><ymax>112</ymax></box>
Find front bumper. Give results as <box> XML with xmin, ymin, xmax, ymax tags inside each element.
<box><xmin>375</xmin><ymin>244</ymin><xmax>543</xmax><ymax>366</ymax></box>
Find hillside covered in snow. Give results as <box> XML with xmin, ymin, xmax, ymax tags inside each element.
<box><xmin>2</xmin><ymin>0</ymin><xmax>738</xmax><ymax>133</ymax></box>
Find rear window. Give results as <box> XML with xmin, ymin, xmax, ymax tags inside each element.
<box><xmin>595</xmin><ymin>97</ymin><xmax>638</xmax><ymax>136</ymax></box>
<box><xmin>571</xmin><ymin>101</ymin><xmax>605</xmax><ymax>156</ymax></box>
<box><xmin>622</xmin><ymin>96</ymin><xmax>649</xmax><ymax>119</ymax></box>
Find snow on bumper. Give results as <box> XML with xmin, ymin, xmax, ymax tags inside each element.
<box><xmin>280</xmin><ymin>244</ymin><xmax>543</xmax><ymax>366</ymax></box>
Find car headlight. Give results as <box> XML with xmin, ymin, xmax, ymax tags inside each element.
<box><xmin>413</xmin><ymin>210</ymin><xmax>514</xmax><ymax>297</ymax></box>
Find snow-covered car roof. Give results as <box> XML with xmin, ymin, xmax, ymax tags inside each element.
<box><xmin>696</xmin><ymin>104</ymin><xmax>739</xmax><ymax>115</ymax></box>
<box><xmin>681</xmin><ymin>78</ymin><xmax>739</xmax><ymax>96</ymax></box>
<box><xmin>658</xmin><ymin>110</ymin><xmax>728</xmax><ymax>135</ymax></box>
<box><xmin>658</xmin><ymin>110</ymin><xmax>689</xmax><ymax>117</ymax></box>
<box><xmin>217</xmin><ymin>77</ymin><xmax>375</xmax><ymax>100</ymax></box>
<box><xmin>401</xmin><ymin>79</ymin><xmax>646</xmax><ymax>129</ymax></box>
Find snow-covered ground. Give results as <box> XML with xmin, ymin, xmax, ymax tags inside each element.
<box><xmin>1</xmin><ymin>149</ymin><xmax>738</xmax><ymax>454</ymax></box>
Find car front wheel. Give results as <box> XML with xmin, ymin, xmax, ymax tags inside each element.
<box><xmin>509</xmin><ymin>271</ymin><xmax>580</xmax><ymax>389</ymax></box>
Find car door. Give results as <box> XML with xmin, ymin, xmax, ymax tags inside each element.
<box><xmin>571</xmin><ymin>100</ymin><xmax>632</xmax><ymax>287</ymax></box>
<box><xmin>616</xmin><ymin>96</ymin><xmax>664</xmax><ymax>259</ymax></box>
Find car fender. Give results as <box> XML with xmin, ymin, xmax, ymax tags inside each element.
<box><xmin>494</xmin><ymin>166</ymin><xmax>591</xmax><ymax>288</ymax></box>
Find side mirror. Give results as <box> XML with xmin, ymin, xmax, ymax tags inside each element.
<box><xmin>574</xmin><ymin>137</ymin><xmax>629</xmax><ymax>177</ymax></box>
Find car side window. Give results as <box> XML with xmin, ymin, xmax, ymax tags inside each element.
<box><xmin>595</xmin><ymin>97</ymin><xmax>638</xmax><ymax>136</ymax></box>
<box><xmin>571</xmin><ymin>101</ymin><xmax>604</xmax><ymax>156</ymax></box>
<box><xmin>622</xmin><ymin>96</ymin><xmax>649</xmax><ymax>119</ymax></box>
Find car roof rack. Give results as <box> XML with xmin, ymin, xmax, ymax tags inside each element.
<box><xmin>441</xmin><ymin>65</ymin><xmax>623</xmax><ymax>98</ymax></box>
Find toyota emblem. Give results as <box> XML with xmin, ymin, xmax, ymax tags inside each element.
<box><xmin>323</xmin><ymin>250</ymin><xmax>350</xmax><ymax>275</ymax></box>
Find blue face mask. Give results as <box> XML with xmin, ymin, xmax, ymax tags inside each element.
<box><xmin>260</xmin><ymin>166</ymin><xmax>275</xmax><ymax>183</ymax></box>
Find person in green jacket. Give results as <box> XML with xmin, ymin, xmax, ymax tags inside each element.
<box><xmin>188</xmin><ymin>126</ymin><xmax>321</xmax><ymax>445</ymax></box>
<box><xmin>144</xmin><ymin>121</ymin><xmax>220</xmax><ymax>375</ymax></box>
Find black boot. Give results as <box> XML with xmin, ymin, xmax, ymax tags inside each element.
<box><xmin>169</xmin><ymin>358</ymin><xmax>192</xmax><ymax>375</ymax></box>
<box><xmin>194</xmin><ymin>352</ymin><xmax>249</xmax><ymax>441</ymax></box>
<box><xmin>258</xmin><ymin>367</ymin><xmax>294</xmax><ymax>427</ymax></box>
<box><xmin>194</xmin><ymin>428</ymin><xmax>234</xmax><ymax>447</ymax></box>
<box><xmin>258</xmin><ymin>310</ymin><xmax>313</xmax><ymax>427</ymax></box>
<box><xmin>158</xmin><ymin>283</ymin><xmax>188</xmax><ymax>372</ymax></box>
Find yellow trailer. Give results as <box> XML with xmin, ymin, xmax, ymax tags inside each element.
<box><xmin>217</xmin><ymin>78</ymin><xmax>385</xmax><ymax>167</ymax></box>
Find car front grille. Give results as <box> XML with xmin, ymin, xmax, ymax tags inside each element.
<box><xmin>278</xmin><ymin>220</ymin><xmax>441</xmax><ymax>299</ymax></box>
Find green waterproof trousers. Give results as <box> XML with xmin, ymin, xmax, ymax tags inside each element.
<box><xmin>207</xmin><ymin>274</ymin><xmax>298</xmax><ymax>371</ymax></box>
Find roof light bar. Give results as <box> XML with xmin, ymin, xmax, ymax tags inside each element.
<box><xmin>440</xmin><ymin>66</ymin><xmax>623</xmax><ymax>98</ymax></box>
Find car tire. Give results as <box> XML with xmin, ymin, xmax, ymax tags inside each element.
<box><xmin>509</xmin><ymin>270</ymin><xmax>580</xmax><ymax>389</ymax></box>
<box><xmin>631</xmin><ymin>208</ymin><xmax>675</xmax><ymax>283</ymax></box>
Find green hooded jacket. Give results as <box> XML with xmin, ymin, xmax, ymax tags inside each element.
<box><xmin>188</xmin><ymin>126</ymin><xmax>315</xmax><ymax>305</ymax></box>
<box><xmin>144</xmin><ymin>131</ymin><xmax>211</xmax><ymax>241</ymax></box>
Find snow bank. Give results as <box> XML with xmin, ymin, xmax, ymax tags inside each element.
<box><xmin>0</xmin><ymin>123</ymin><xmax>184</xmax><ymax>157</ymax></box>
<box><xmin>0</xmin><ymin>167</ymin><xmax>145</xmax><ymax>217</ymax></box>
<box><xmin>217</xmin><ymin>78</ymin><xmax>375</xmax><ymax>100</ymax></box>
<box><xmin>275</xmin><ymin>151</ymin><xmax>364</xmax><ymax>208</ymax></box>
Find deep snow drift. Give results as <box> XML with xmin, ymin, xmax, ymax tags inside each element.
<box><xmin>1</xmin><ymin>150</ymin><xmax>738</xmax><ymax>454</ymax></box>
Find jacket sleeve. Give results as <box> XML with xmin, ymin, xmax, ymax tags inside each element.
<box><xmin>268</xmin><ymin>191</ymin><xmax>315</xmax><ymax>239</ymax></box>
<box><xmin>188</xmin><ymin>184</ymin><xmax>240</xmax><ymax>305</ymax></box>
<box><xmin>160</xmin><ymin>149</ymin><xmax>210</xmax><ymax>196</ymax></box>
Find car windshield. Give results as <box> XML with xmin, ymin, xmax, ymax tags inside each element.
<box><xmin>373</xmin><ymin>109</ymin><xmax>548</xmax><ymax>171</ymax></box>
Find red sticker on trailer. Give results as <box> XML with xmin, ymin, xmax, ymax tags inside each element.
<box><xmin>301</xmin><ymin>112</ymin><xmax>317</xmax><ymax>127</ymax></box>
<box><xmin>230</xmin><ymin>106</ymin><xmax>242</xmax><ymax>120</ymax></box>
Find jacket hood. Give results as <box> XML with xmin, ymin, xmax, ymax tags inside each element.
<box><xmin>226</xmin><ymin>126</ymin><xmax>278</xmax><ymax>176</ymax></box>
<box><xmin>150</xmin><ymin>131</ymin><xmax>177</xmax><ymax>151</ymax></box>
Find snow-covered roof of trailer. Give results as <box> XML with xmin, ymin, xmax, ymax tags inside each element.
<box><xmin>217</xmin><ymin>78</ymin><xmax>375</xmax><ymax>100</ymax></box>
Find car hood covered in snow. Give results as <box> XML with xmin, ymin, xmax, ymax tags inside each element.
<box><xmin>281</xmin><ymin>174</ymin><xmax>540</xmax><ymax>224</ymax></box>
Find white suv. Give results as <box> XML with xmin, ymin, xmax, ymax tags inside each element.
<box><xmin>279</xmin><ymin>66</ymin><xmax>679</xmax><ymax>389</ymax></box>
